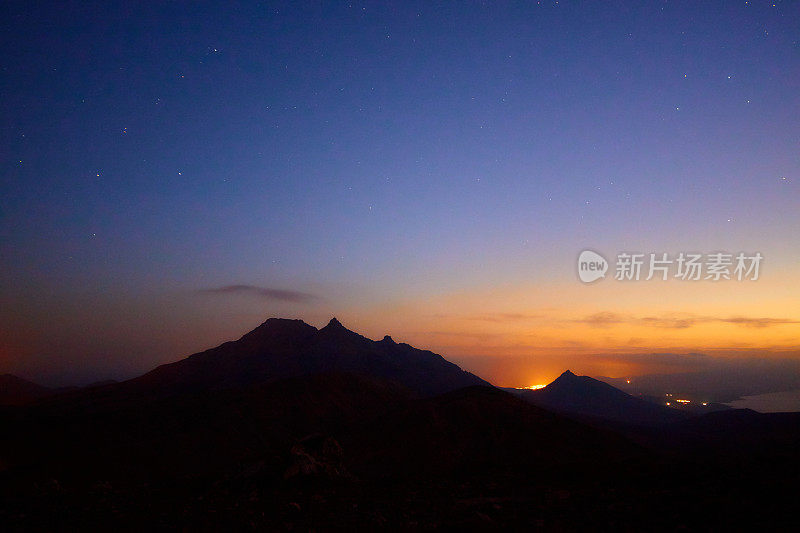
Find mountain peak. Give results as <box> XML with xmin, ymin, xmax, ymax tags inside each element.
<box><xmin>253</xmin><ymin>317</ymin><xmax>314</xmax><ymax>330</ymax></box>
<box><xmin>382</xmin><ymin>335</ymin><xmax>395</xmax><ymax>343</ymax></box>
<box><xmin>326</xmin><ymin>317</ymin><xmax>345</xmax><ymax>329</ymax></box>
<box><xmin>243</xmin><ymin>318</ymin><xmax>318</xmax><ymax>340</ymax></box>
<box><xmin>318</xmin><ymin>317</ymin><xmax>359</xmax><ymax>338</ymax></box>
<box><xmin>544</xmin><ymin>370</ymin><xmax>580</xmax><ymax>389</ymax></box>
<box><xmin>550</xmin><ymin>370</ymin><xmax>600</xmax><ymax>389</ymax></box>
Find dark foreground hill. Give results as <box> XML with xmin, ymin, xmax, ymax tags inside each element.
<box><xmin>640</xmin><ymin>407</ymin><xmax>800</xmax><ymax>462</ymax></box>
<box><xmin>0</xmin><ymin>375</ymin><xmax>641</xmax><ymax>482</ymax></box>
<box><xmin>0</xmin><ymin>372</ymin><xmax>652</xmax><ymax>529</ymax></box>
<box><xmin>2</xmin><ymin>371</ymin><xmax>796</xmax><ymax>530</ymax></box>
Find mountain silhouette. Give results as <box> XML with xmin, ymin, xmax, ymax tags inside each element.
<box><xmin>0</xmin><ymin>374</ymin><xmax>54</xmax><ymax>406</ymax></box>
<box><xmin>517</xmin><ymin>370</ymin><xmax>689</xmax><ymax>426</ymax></box>
<box><xmin>123</xmin><ymin>317</ymin><xmax>490</xmax><ymax>397</ymax></box>
<box><xmin>1</xmin><ymin>324</ymin><xmax>798</xmax><ymax>530</ymax></box>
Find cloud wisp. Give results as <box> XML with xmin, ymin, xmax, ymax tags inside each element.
<box><xmin>199</xmin><ymin>285</ymin><xmax>319</xmax><ymax>303</ymax></box>
<box><xmin>577</xmin><ymin>312</ymin><xmax>800</xmax><ymax>330</ymax></box>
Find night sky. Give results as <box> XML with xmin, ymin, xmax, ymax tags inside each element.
<box><xmin>2</xmin><ymin>1</ymin><xmax>799</xmax><ymax>394</ymax></box>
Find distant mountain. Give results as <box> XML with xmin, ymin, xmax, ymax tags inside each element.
<box><xmin>0</xmin><ymin>374</ymin><xmax>54</xmax><ymax>405</ymax></box>
<box><xmin>516</xmin><ymin>370</ymin><xmax>689</xmax><ymax>426</ymax></box>
<box><xmin>123</xmin><ymin>317</ymin><xmax>490</xmax><ymax>397</ymax></box>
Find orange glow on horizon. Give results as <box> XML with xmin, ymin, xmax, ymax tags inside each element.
<box><xmin>522</xmin><ymin>384</ymin><xmax>547</xmax><ymax>390</ymax></box>
<box><xmin>340</xmin><ymin>274</ymin><xmax>800</xmax><ymax>388</ymax></box>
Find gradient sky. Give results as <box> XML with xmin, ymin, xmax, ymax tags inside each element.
<box><xmin>2</xmin><ymin>1</ymin><xmax>798</xmax><ymax>390</ymax></box>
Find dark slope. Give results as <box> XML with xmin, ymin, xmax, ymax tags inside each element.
<box><xmin>649</xmin><ymin>408</ymin><xmax>800</xmax><ymax>460</ymax></box>
<box><xmin>347</xmin><ymin>385</ymin><xmax>645</xmax><ymax>480</ymax></box>
<box><xmin>0</xmin><ymin>378</ymin><xmax>643</xmax><ymax>485</ymax></box>
<box><xmin>0</xmin><ymin>374</ymin><xmax>55</xmax><ymax>406</ymax></box>
<box><xmin>518</xmin><ymin>370</ymin><xmax>688</xmax><ymax>426</ymax></box>
<box><xmin>0</xmin><ymin>373</ymin><xmax>413</xmax><ymax>483</ymax></box>
<box><xmin>122</xmin><ymin>317</ymin><xmax>489</xmax><ymax>397</ymax></box>
<box><xmin>0</xmin><ymin>374</ymin><xmax>656</xmax><ymax>530</ymax></box>
<box><xmin>127</xmin><ymin>318</ymin><xmax>319</xmax><ymax>393</ymax></box>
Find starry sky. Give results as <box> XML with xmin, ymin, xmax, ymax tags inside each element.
<box><xmin>2</xmin><ymin>1</ymin><xmax>799</xmax><ymax>392</ymax></box>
